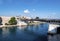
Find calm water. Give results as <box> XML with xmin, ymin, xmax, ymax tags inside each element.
<box><xmin>0</xmin><ymin>23</ymin><xmax>48</xmax><ymax>41</ymax></box>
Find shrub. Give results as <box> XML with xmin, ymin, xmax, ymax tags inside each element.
<box><xmin>9</xmin><ymin>17</ymin><xmax>17</xmax><ymax>25</ymax></box>
<box><xmin>35</xmin><ymin>17</ymin><xmax>39</xmax><ymax>19</ymax></box>
<box><xmin>5</xmin><ymin>23</ymin><xmax>9</xmax><ymax>25</ymax></box>
<box><xmin>0</xmin><ymin>17</ymin><xmax>2</xmax><ymax>25</ymax></box>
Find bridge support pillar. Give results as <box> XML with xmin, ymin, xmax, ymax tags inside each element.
<box><xmin>48</xmin><ymin>24</ymin><xmax>60</xmax><ymax>34</ymax></box>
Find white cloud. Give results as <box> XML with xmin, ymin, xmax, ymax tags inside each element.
<box><xmin>24</xmin><ymin>9</ymin><xmax>30</xmax><ymax>14</ymax></box>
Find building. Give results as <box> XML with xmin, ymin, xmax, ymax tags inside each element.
<box><xmin>1</xmin><ymin>16</ymin><xmax>11</xmax><ymax>25</ymax></box>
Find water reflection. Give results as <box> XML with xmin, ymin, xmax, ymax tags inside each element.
<box><xmin>0</xmin><ymin>28</ymin><xmax>2</xmax><ymax>40</ymax></box>
<box><xmin>24</xmin><ymin>23</ymin><xmax>48</xmax><ymax>35</ymax></box>
<box><xmin>0</xmin><ymin>28</ymin><xmax>2</xmax><ymax>34</ymax></box>
<box><xmin>9</xmin><ymin>27</ymin><xmax>17</xmax><ymax>34</ymax></box>
<box><xmin>48</xmin><ymin>34</ymin><xmax>60</xmax><ymax>41</ymax></box>
<box><xmin>0</xmin><ymin>23</ymin><xmax>48</xmax><ymax>41</ymax></box>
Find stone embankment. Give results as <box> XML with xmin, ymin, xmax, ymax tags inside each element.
<box><xmin>0</xmin><ymin>25</ymin><xmax>18</xmax><ymax>28</ymax></box>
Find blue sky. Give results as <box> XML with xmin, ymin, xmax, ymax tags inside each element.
<box><xmin>0</xmin><ymin>0</ymin><xmax>60</xmax><ymax>19</ymax></box>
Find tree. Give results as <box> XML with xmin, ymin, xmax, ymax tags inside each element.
<box><xmin>0</xmin><ymin>17</ymin><xmax>2</xmax><ymax>25</ymax></box>
<box><xmin>9</xmin><ymin>17</ymin><xmax>17</xmax><ymax>25</ymax></box>
<box><xmin>35</xmin><ymin>17</ymin><xmax>39</xmax><ymax>19</ymax></box>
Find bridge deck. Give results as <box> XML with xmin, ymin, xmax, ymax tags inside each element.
<box><xmin>21</xmin><ymin>19</ymin><xmax>60</xmax><ymax>24</ymax></box>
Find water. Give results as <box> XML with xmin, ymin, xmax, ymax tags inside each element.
<box><xmin>0</xmin><ymin>23</ymin><xmax>48</xmax><ymax>41</ymax></box>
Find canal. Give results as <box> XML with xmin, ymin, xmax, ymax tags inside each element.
<box><xmin>0</xmin><ymin>23</ymin><xmax>59</xmax><ymax>41</ymax></box>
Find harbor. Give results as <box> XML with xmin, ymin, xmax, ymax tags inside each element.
<box><xmin>0</xmin><ymin>23</ymin><xmax>48</xmax><ymax>41</ymax></box>
<box><xmin>0</xmin><ymin>0</ymin><xmax>60</xmax><ymax>41</ymax></box>
<box><xmin>0</xmin><ymin>16</ymin><xmax>60</xmax><ymax>35</ymax></box>
<box><xmin>0</xmin><ymin>23</ymin><xmax>60</xmax><ymax>41</ymax></box>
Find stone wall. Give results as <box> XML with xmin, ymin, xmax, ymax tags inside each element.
<box><xmin>1</xmin><ymin>16</ymin><xmax>11</xmax><ymax>25</ymax></box>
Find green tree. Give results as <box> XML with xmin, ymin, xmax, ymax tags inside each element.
<box><xmin>35</xmin><ymin>17</ymin><xmax>39</xmax><ymax>19</ymax></box>
<box><xmin>9</xmin><ymin>17</ymin><xmax>17</xmax><ymax>25</ymax></box>
<box><xmin>0</xmin><ymin>17</ymin><xmax>2</xmax><ymax>25</ymax></box>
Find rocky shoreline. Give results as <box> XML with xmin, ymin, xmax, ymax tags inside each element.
<box><xmin>0</xmin><ymin>25</ymin><xmax>18</xmax><ymax>28</ymax></box>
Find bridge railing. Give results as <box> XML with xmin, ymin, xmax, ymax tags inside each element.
<box><xmin>21</xmin><ymin>19</ymin><xmax>60</xmax><ymax>24</ymax></box>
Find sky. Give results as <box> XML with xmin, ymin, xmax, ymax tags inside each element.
<box><xmin>0</xmin><ymin>0</ymin><xmax>60</xmax><ymax>19</ymax></box>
